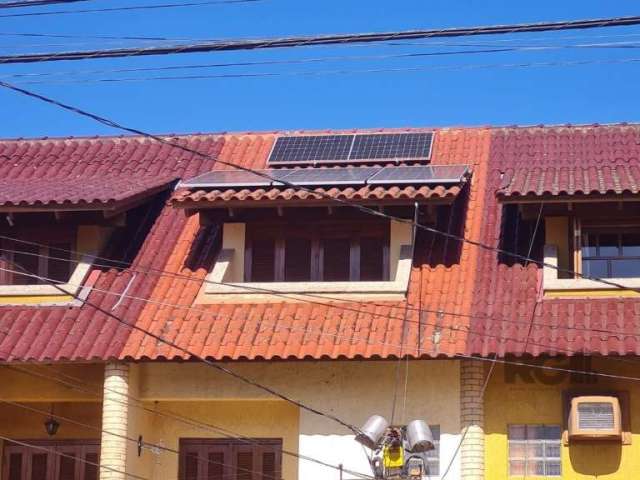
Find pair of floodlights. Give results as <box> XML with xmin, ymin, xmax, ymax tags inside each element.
<box><xmin>355</xmin><ymin>415</ymin><xmax>435</xmax><ymax>453</ymax></box>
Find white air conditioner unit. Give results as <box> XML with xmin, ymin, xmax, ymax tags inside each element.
<box><xmin>568</xmin><ymin>395</ymin><xmax>622</xmax><ymax>441</ymax></box>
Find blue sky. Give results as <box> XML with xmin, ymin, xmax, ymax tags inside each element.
<box><xmin>1</xmin><ymin>0</ymin><xmax>639</xmax><ymax>138</ymax></box>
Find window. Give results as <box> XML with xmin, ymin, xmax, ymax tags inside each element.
<box><xmin>179</xmin><ymin>439</ymin><xmax>282</xmax><ymax>480</ymax></box>
<box><xmin>2</xmin><ymin>440</ymin><xmax>99</xmax><ymax>480</ymax></box>
<box><xmin>0</xmin><ymin>232</ymin><xmax>75</xmax><ymax>286</ymax></box>
<box><xmin>244</xmin><ymin>222</ymin><xmax>389</xmax><ymax>282</ymax></box>
<box><xmin>581</xmin><ymin>227</ymin><xmax>640</xmax><ymax>279</ymax></box>
<box><xmin>508</xmin><ymin>425</ymin><xmax>561</xmax><ymax>477</ymax></box>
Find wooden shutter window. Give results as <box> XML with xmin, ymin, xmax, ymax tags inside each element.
<box><xmin>31</xmin><ymin>453</ymin><xmax>48</xmax><ymax>480</ymax></box>
<box><xmin>322</xmin><ymin>238</ymin><xmax>351</xmax><ymax>281</ymax></box>
<box><xmin>261</xmin><ymin>452</ymin><xmax>277</xmax><ymax>480</ymax></box>
<box><xmin>249</xmin><ymin>239</ymin><xmax>276</xmax><ymax>282</ymax></box>
<box><xmin>47</xmin><ymin>243</ymin><xmax>74</xmax><ymax>283</ymax></box>
<box><xmin>284</xmin><ymin>238</ymin><xmax>311</xmax><ymax>281</ymax></box>
<box><xmin>207</xmin><ymin>452</ymin><xmax>225</xmax><ymax>480</ymax></box>
<box><xmin>58</xmin><ymin>453</ymin><xmax>76</xmax><ymax>480</ymax></box>
<box><xmin>360</xmin><ymin>236</ymin><xmax>385</xmax><ymax>281</ymax></box>
<box><xmin>83</xmin><ymin>453</ymin><xmax>99</xmax><ymax>480</ymax></box>
<box><xmin>183</xmin><ymin>451</ymin><xmax>199</xmax><ymax>480</ymax></box>
<box><xmin>8</xmin><ymin>453</ymin><xmax>22</xmax><ymax>480</ymax></box>
<box><xmin>236</xmin><ymin>451</ymin><xmax>253</xmax><ymax>480</ymax></box>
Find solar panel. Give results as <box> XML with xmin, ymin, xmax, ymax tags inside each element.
<box><xmin>269</xmin><ymin>135</ymin><xmax>354</xmax><ymax>164</ymax></box>
<box><xmin>178</xmin><ymin>169</ymin><xmax>294</xmax><ymax>188</ymax></box>
<box><xmin>367</xmin><ymin>165</ymin><xmax>470</xmax><ymax>185</ymax></box>
<box><xmin>350</xmin><ymin>133</ymin><xmax>433</xmax><ymax>160</ymax></box>
<box><xmin>267</xmin><ymin>132</ymin><xmax>434</xmax><ymax>165</ymax></box>
<box><xmin>279</xmin><ymin>167</ymin><xmax>382</xmax><ymax>186</ymax></box>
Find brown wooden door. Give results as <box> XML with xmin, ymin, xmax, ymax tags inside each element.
<box><xmin>179</xmin><ymin>439</ymin><xmax>282</xmax><ymax>480</ymax></box>
<box><xmin>2</xmin><ymin>441</ymin><xmax>99</xmax><ymax>480</ymax></box>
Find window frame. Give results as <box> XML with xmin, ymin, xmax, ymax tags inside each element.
<box><xmin>243</xmin><ymin>221</ymin><xmax>390</xmax><ymax>283</ymax></box>
<box><xmin>178</xmin><ymin>438</ymin><xmax>282</xmax><ymax>480</ymax></box>
<box><xmin>507</xmin><ymin>424</ymin><xmax>561</xmax><ymax>478</ymax></box>
<box><xmin>579</xmin><ymin>224</ymin><xmax>640</xmax><ymax>279</ymax></box>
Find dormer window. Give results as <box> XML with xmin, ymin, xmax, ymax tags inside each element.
<box><xmin>0</xmin><ymin>231</ymin><xmax>75</xmax><ymax>286</ymax></box>
<box><xmin>244</xmin><ymin>222</ymin><xmax>388</xmax><ymax>283</ymax></box>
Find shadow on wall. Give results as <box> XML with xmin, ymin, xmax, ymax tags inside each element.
<box><xmin>569</xmin><ymin>442</ymin><xmax>622</xmax><ymax>476</ymax></box>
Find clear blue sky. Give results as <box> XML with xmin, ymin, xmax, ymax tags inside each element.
<box><xmin>1</xmin><ymin>0</ymin><xmax>639</xmax><ymax>138</ymax></box>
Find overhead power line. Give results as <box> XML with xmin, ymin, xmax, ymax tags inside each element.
<box><xmin>0</xmin><ymin>0</ymin><xmax>262</xmax><ymax>17</ymax></box>
<box><xmin>1</xmin><ymin>14</ymin><xmax>640</xmax><ymax>64</ymax></box>
<box><xmin>3</xmin><ymin>40</ymin><xmax>639</xmax><ymax>82</ymax></box>
<box><xmin>0</xmin><ymin>0</ymin><xmax>91</xmax><ymax>8</ymax></box>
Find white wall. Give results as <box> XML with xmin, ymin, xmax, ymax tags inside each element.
<box><xmin>139</xmin><ymin>360</ymin><xmax>461</xmax><ymax>480</ymax></box>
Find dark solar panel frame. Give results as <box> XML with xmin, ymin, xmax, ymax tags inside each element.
<box><xmin>366</xmin><ymin>165</ymin><xmax>470</xmax><ymax>185</ymax></box>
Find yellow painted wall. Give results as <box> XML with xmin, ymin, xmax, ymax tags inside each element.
<box><xmin>545</xmin><ymin>216</ymin><xmax>570</xmax><ymax>278</ymax></box>
<box><xmin>485</xmin><ymin>358</ymin><xmax>640</xmax><ymax>479</ymax></box>
<box><xmin>124</xmin><ymin>399</ymin><xmax>299</xmax><ymax>480</ymax></box>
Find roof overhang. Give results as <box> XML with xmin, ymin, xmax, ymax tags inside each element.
<box><xmin>0</xmin><ymin>176</ymin><xmax>177</xmax><ymax>214</ymax></box>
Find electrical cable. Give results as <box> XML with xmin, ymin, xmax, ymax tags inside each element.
<box><xmin>0</xmin><ymin>0</ymin><xmax>263</xmax><ymax>17</ymax></box>
<box><xmin>3</xmin><ymin>40</ymin><xmax>640</xmax><ymax>81</ymax></box>
<box><xmin>0</xmin><ymin>0</ymin><xmax>91</xmax><ymax>8</ymax></box>
<box><xmin>0</xmin><ymin>400</ymin><xmax>288</xmax><ymax>480</ymax></box>
<box><xmin>2</xmin><ymin>14</ymin><xmax>640</xmax><ymax>64</ymax></box>
<box><xmin>0</xmin><ymin>434</ymin><xmax>146</xmax><ymax>480</ymax></box>
<box><xmin>4</xmin><ymin>364</ymin><xmax>374</xmax><ymax>480</ymax></box>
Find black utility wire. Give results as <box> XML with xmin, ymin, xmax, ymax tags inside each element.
<box><xmin>0</xmin><ymin>0</ymin><xmax>91</xmax><ymax>8</ymax></box>
<box><xmin>1</xmin><ymin>14</ymin><xmax>640</xmax><ymax>64</ymax></box>
<box><xmin>0</xmin><ymin>0</ymin><xmax>262</xmax><ymax>17</ymax></box>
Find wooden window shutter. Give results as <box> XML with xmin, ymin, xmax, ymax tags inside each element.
<box><xmin>284</xmin><ymin>238</ymin><xmax>312</xmax><ymax>281</ymax></box>
<box><xmin>249</xmin><ymin>239</ymin><xmax>276</xmax><ymax>282</ymax></box>
<box><xmin>83</xmin><ymin>452</ymin><xmax>99</xmax><ymax>480</ymax></box>
<box><xmin>360</xmin><ymin>236</ymin><xmax>386</xmax><ymax>281</ymax></box>
<box><xmin>7</xmin><ymin>452</ymin><xmax>22</xmax><ymax>480</ymax></box>
<box><xmin>183</xmin><ymin>451</ymin><xmax>200</xmax><ymax>480</ymax></box>
<box><xmin>206</xmin><ymin>451</ymin><xmax>225</xmax><ymax>480</ymax></box>
<box><xmin>261</xmin><ymin>451</ymin><xmax>277</xmax><ymax>480</ymax></box>
<box><xmin>321</xmin><ymin>238</ymin><xmax>351</xmax><ymax>281</ymax></box>
<box><xmin>31</xmin><ymin>453</ymin><xmax>48</xmax><ymax>480</ymax></box>
<box><xmin>58</xmin><ymin>453</ymin><xmax>76</xmax><ymax>480</ymax></box>
<box><xmin>235</xmin><ymin>450</ymin><xmax>253</xmax><ymax>480</ymax></box>
<box><xmin>47</xmin><ymin>243</ymin><xmax>74</xmax><ymax>283</ymax></box>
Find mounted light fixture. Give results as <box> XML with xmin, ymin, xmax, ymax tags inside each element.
<box><xmin>44</xmin><ymin>404</ymin><xmax>60</xmax><ymax>436</ymax></box>
<box><xmin>355</xmin><ymin>415</ymin><xmax>389</xmax><ymax>449</ymax></box>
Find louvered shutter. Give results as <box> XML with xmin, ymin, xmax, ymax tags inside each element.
<box><xmin>235</xmin><ymin>450</ymin><xmax>253</xmax><ymax>480</ymax></box>
<box><xmin>284</xmin><ymin>238</ymin><xmax>311</xmax><ymax>281</ymax></box>
<box><xmin>83</xmin><ymin>452</ymin><xmax>99</xmax><ymax>480</ymax></box>
<box><xmin>58</xmin><ymin>451</ymin><xmax>76</xmax><ymax>480</ymax></box>
<box><xmin>360</xmin><ymin>236</ymin><xmax>385</xmax><ymax>281</ymax></box>
<box><xmin>183</xmin><ymin>451</ymin><xmax>200</xmax><ymax>480</ymax></box>
<box><xmin>322</xmin><ymin>238</ymin><xmax>350</xmax><ymax>281</ymax></box>
<box><xmin>30</xmin><ymin>453</ymin><xmax>48</xmax><ymax>480</ymax></box>
<box><xmin>249</xmin><ymin>239</ymin><xmax>276</xmax><ymax>281</ymax></box>
<box><xmin>7</xmin><ymin>452</ymin><xmax>22</xmax><ymax>480</ymax></box>
<box><xmin>261</xmin><ymin>451</ymin><xmax>277</xmax><ymax>480</ymax></box>
<box><xmin>206</xmin><ymin>451</ymin><xmax>226</xmax><ymax>480</ymax></box>
<box><xmin>47</xmin><ymin>243</ymin><xmax>73</xmax><ymax>283</ymax></box>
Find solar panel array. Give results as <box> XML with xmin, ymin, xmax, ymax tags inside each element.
<box><xmin>180</xmin><ymin>165</ymin><xmax>469</xmax><ymax>190</ymax></box>
<box><xmin>268</xmin><ymin>132</ymin><xmax>434</xmax><ymax>165</ymax></box>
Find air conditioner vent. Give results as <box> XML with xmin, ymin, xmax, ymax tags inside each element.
<box><xmin>568</xmin><ymin>395</ymin><xmax>622</xmax><ymax>442</ymax></box>
<box><xmin>577</xmin><ymin>402</ymin><xmax>614</xmax><ymax>430</ymax></box>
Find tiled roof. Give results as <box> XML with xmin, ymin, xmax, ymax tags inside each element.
<box><xmin>171</xmin><ymin>184</ymin><xmax>462</xmax><ymax>206</ymax></box>
<box><xmin>0</xmin><ymin>135</ymin><xmax>223</xmax><ymax>361</ymax></box>
<box><xmin>467</xmin><ymin>124</ymin><xmax>640</xmax><ymax>357</ymax></box>
<box><xmin>121</xmin><ymin>129</ymin><xmax>491</xmax><ymax>361</ymax></box>
<box><xmin>498</xmin><ymin>165</ymin><xmax>640</xmax><ymax>198</ymax></box>
<box><xmin>0</xmin><ymin>175</ymin><xmax>176</xmax><ymax>209</ymax></box>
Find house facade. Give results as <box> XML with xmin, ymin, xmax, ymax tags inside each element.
<box><xmin>0</xmin><ymin>124</ymin><xmax>638</xmax><ymax>480</ymax></box>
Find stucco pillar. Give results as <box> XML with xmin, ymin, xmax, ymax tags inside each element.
<box><xmin>460</xmin><ymin>360</ymin><xmax>485</xmax><ymax>480</ymax></box>
<box><xmin>100</xmin><ymin>362</ymin><xmax>129</xmax><ymax>480</ymax></box>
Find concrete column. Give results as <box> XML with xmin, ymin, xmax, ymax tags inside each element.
<box><xmin>460</xmin><ymin>360</ymin><xmax>485</xmax><ymax>480</ymax></box>
<box><xmin>100</xmin><ymin>362</ymin><xmax>129</xmax><ymax>480</ymax></box>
